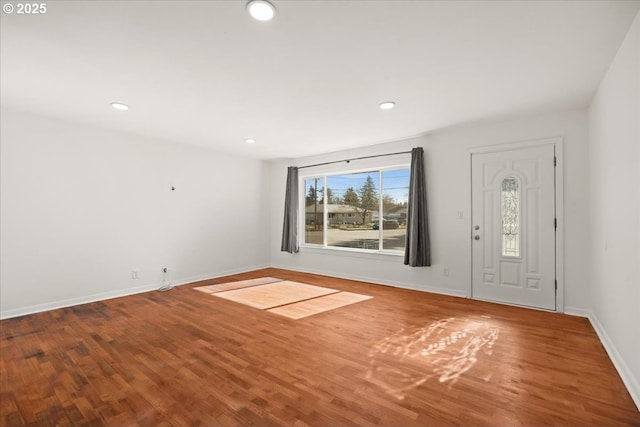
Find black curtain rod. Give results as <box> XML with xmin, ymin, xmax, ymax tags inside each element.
<box><xmin>297</xmin><ymin>150</ymin><xmax>411</xmax><ymax>170</ymax></box>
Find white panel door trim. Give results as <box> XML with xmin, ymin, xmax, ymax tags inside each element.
<box><xmin>468</xmin><ymin>137</ymin><xmax>564</xmax><ymax>312</ymax></box>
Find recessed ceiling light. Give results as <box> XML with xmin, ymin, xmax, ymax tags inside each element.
<box><xmin>244</xmin><ymin>138</ymin><xmax>256</xmax><ymax>144</ymax></box>
<box><xmin>379</xmin><ymin>101</ymin><xmax>396</xmax><ymax>110</ymax></box>
<box><xmin>247</xmin><ymin>0</ymin><xmax>275</xmax><ymax>21</ymax></box>
<box><xmin>110</xmin><ymin>102</ymin><xmax>129</xmax><ymax>111</ymax></box>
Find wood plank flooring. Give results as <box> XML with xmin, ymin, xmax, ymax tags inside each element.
<box><xmin>1</xmin><ymin>268</ymin><xmax>639</xmax><ymax>426</ymax></box>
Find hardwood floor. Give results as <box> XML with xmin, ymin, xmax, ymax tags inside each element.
<box><xmin>1</xmin><ymin>268</ymin><xmax>639</xmax><ymax>426</ymax></box>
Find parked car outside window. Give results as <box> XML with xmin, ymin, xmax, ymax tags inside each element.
<box><xmin>372</xmin><ymin>219</ymin><xmax>400</xmax><ymax>230</ymax></box>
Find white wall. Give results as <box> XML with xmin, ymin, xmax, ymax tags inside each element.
<box><xmin>270</xmin><ymin>109</ymin><xmax>590</xmax><ymax>312</ymax></box>
<box><xmin>0</xmin><ymin>108</ymin><xmax>271</xmax><ymax>318</ymax></box>
<box><xmin>588</xmin><ymin>11</ymin><xmax>640</xmax><ymax>408</ymax></box>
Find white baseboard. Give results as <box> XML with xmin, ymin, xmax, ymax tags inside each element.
<box><xmin>0</xmin><ymin>282</ymin><xmax>160</xmax><ymax>320</ymax></box>
<box><xmin>167</xmin><ymin>263</ymin><xmax>270</xmax><ymax>288</ymax></box>
<box><xmin>563</xmin><ymin>308</ymin><xmax>640</xmax><ymax>411</ymax></box>
<box><xmin>270</xmin><ymin>263</ymin><xmax>468</xmax><ymax>299</ymax></box>
<box><xmin>0</xmin><ymin>263</ymin><xmax>270</xmax><ymax>320</ymax></box>
<box><xmin>588</xmin><ymin>313</ymin><xmax>640</xmax><ymax>411</ymax></box>
<box><xmin>562</xmin><ymin>306</ymin><xmax>591</xmax><ymax>317</ymax></box>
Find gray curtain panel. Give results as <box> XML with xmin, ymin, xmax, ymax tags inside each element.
<box><xmin>281</xmin><ymin>166</ymin><xmax>299</xmax><ymax>253</ymax></box>
<box><xmin>404</xmin><ymin>147</ymin><xmax>431</xmax><ymax>266</ymax></box>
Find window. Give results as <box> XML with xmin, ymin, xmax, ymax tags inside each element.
<box><xmin>304</xmin><ymin>178</ymin><xmax>324</xmax><ymax>245</ymax></box>
<box><xmin>382</xmin><ymin>169</ymin><xmax>410</xmax><ymax>250</ymax></box>
<box><xmin>501</xmin><ymin>177</ymin><xmax>520</xmax><ymax>257</ymax></box>
<box><xmin>302</xmin><ymin>167</ymin><xmax>410</xmax><ymax>253</ymax></box>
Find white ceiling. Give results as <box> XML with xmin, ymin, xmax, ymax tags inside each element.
<box><xmin>1</xmin><ymin>1</ymin><xmax>638</xmax><ymax>159</ymax></box>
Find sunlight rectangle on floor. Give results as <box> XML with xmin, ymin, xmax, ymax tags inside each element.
<box><xmin>211</xmin><ymin>280</ymin><xmax>339</xmax><ymax>309</ymax></box>
<box><xmin>194</xmin><ymin>277</ymin><xmax>282</xmax><ymax>294</ymax></box>
<box><xmin>267</xmin><ymin>291</ymin><xmax>373</xmax><ymax>319</ymax></box>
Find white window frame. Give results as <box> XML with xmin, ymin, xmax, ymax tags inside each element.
<box><xmin>299</xmin><ymin>163</ymin><xmax>410</xmax><ymax>256</ymax></box>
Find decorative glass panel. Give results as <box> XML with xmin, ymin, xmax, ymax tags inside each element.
<box><xmin>501</xmin><ymin>177</ymin><xmax>520</xmax><ymax>257</ymax></box>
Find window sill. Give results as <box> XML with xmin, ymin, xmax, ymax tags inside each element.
<box><xmin>299</xmin><ymin>244</ymin><xmax>404</xmax><ymax>261</ymax></box>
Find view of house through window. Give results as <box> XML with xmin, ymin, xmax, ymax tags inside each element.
<box><xmin>303</xmin><ymin>168</ymin><xmax>410</xmax><ymax>252</ymax></box>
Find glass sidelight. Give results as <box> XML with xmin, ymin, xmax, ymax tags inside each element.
<box><xmin>501</xmin><ymin>177</ymin><xmax>520</xmax><ymax>257</ymax></box>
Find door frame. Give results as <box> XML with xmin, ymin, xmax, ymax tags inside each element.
<box><xmin>469</xmin><ymin>137</ymin><xmax>565</xmax><ymax>312</ymax></box>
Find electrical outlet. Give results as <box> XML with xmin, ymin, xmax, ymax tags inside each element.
<box><xmin>131</xmin><ymin>270</ymin><xmax>139</xmax><ymax>279</ymax></box>
<box><xmin>443</xmin><ymin>267</ymin><xmax>450</xmax><ymax>277</ymax></box>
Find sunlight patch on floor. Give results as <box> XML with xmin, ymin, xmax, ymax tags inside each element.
<box><xmin>366</xmin><ymin>317</ymin><xmax>499</xmax><ymax>399</ymax></box>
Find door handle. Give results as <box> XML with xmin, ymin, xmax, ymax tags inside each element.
<box><xmin>474</xmin><ymin>235</ymin><xmax>480</xmax><ymax>240</ymax></box>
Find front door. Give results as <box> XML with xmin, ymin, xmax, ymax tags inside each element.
<box><xmin>471</xmin><ymin>144</ymin><xmax>556</xmax><ymax>310</ymax></box>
